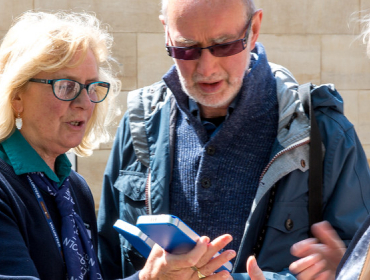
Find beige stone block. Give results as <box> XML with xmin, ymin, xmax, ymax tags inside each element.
<box><xmin>77</xmin><ymin>149</ymin><xmax>111</xmax><ymax>209</ymax></box>
<box><xmin>358</xmin><ymin>3</ymin><xmax>370</xmax><ymax>39</ymax></box>
<box><xmin>254</xmin><ymin>0</ymin><xmax>359</xmax><ymax>35</ymax></box>
<box><xmin>359</xmin><ymin>91</ymin><xmax>370</xmax><ymax>126</ymax></box>
<box><xmin>34</xmin><ymin>0</ymin><xmax>93</xmax><ymax>12</ymax></box>
<box><xmin>137</xmin><ymin>32</ymin><xmax>174</xmax><ymax>88</ymax></box>
<box><xmin>341</xmin><ymin>90</ymin><xmax>359</xmax><ymax>127</ymax></box>
<box><xmin>95</xmin><ymin>0</ymin><xmax>163</xmax><ymax>33</ymax></box>
<box><xmin>321</xmin><ymin>35</ymin><xmax>370</xmax><ymax>90</ymax></box>
<box><xmin>35</xmin><ymin>0</ymin><xmax>163</xmax><ymax>33</ymax></box>
<box><xmin>111</xmin><ymin>32</ymin><xmax>137</xmax><ymax>91</ymax></box>
<box><xmin>0</xmin><ymin>30</ymin><xmax>6</xmax><ymax>40</ymax></box>
<box><xmin>361</xmin><ymin>0</ymin><xmax>370</xmax><ymax>13</ymax></box>
<box><xmin>363</xmin><ymin>144</ymin><xmax>370</xmax><ymax>161</ymax></box>
<box><xmin>0</xmin><ymin>0</ymin><xmax>33</xmax><ymax>31</ymax></box>
<box><xmin>258</xmin><ymin>35</ymin><xmax>321</xmax><ymax>85</ymax></box>
<box><xmin>357</xmin><ymin>124</ymin><xmax>370</xmax><ymax>145</ymax></box>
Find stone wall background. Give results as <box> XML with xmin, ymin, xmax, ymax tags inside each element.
<box><xmin>2</xmin><ymin>0</ymin><xmax>370</xmax><ymax>209</ymax></box>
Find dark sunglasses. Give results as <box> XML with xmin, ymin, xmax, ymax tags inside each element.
<box><xmin>29</xmin><ymin>78</ymin><xmax>110</xmax><ymax>103</ymax></box>
<box><xmin>166</xmin><ymin>15</ymin><xmax>254</xmax><ymax>61</ymax></box>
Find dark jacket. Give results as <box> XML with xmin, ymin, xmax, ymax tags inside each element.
<box><xmin>0</xmin><ymin>159</ymin><xmax>99</xmax><ymax>280</ymax></box>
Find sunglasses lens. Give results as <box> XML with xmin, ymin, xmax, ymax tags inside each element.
<box><xmin>167</xmin><ymin>40</ymin><xmax>245</xmax><ymax>60</ymax></box>
<box><xmin>212</xmin><ymin>40</ymin><xmax>245</xmax><ymax>57</ymax></box>
<box><xmin>167</xmin><ymin>46</ymin><xmax>200</xmax><ymax>60</ymax></box>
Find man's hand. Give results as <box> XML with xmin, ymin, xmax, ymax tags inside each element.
<box><xmin>246</xmin><ymin>255</ymin><xmax>265</xmax><ymax>280</ymax></box>
<box><xmin>289</xmin><ymin>221</ymin><xmax>346</xmax><ymax>280</ymax></box>
<box><xmin>139</xmin><ymin>234</ymin><xmax>236</xmax><ymax>280</ymax></box>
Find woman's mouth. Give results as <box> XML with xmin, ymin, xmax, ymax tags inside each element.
<box><xmin>69</xmin><ymin>121</ymin><xmax>81</xmax><ymax>126</ymax></box>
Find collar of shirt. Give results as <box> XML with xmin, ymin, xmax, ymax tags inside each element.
<box><xmin>188</xmin><ymin>96</ymin><xmax>240</xmax><ymax>138</ymax></box>
<box><xmin>188</xmin><ymin>95</ymin><xmax>239</xmax><ymax>121</ymax></box>
<box><xmin>0</xmin><ymin>129</ymin><xmax>71</xmax><ymax>186</ymax></box>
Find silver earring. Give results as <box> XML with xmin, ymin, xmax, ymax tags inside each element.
<box><xmin>15</xmin><ymin>113</ymin><xmax>22</xmax><ymax>130</ymax></box>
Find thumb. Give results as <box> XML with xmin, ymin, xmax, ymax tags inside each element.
<box><xmin>247</xmin><ymin>255</ymin><xmax>265</xmax><ymax>280</ymax></box>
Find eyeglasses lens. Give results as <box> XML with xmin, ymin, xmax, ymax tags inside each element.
<box><xmin>89</xmin><ymin>83</ymin><xmax>110</xmax><ymax>103</ymax></box>
<box><xmin>53</xmin><ymin>80</ymin><xmax>109</xmax><ymax>102</ymax></box>
<box><xmin>54</xmin><ymin>80</ymin><xmax>79</xmax><ymax>100</ymax></box>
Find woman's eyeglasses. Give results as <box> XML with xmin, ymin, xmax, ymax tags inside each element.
<box><xmin>165</xmin><ymin>14</ymin><xmax>254</xmax><ymax>61</ymax></box>
<box><xmin>29</xmin><ymin>78</ymin><xmax>110</xmax><ymax>103</ymax></box>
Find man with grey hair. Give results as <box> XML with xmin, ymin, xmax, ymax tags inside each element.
<box><xmin>98</xmin><ymin>0</ymin><xmax>370</xmax><ymax>279</ymax></box>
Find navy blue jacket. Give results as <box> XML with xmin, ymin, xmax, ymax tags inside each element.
<box><xmin>0</xmin><ymin>159</ymin><xmax>99</xmax><ymax>280</ymax></box>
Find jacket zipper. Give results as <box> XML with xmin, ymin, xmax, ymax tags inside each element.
<box><xmin>259</xmin><ymin>137</ymin><xmax>310</xmax><ymax>183</ymax></box>
<box><xmin>145</xmin><ymin>169</ymin><xmax>152</xmax><ymax>215</ymax></box>
<box><xmin>238</xmin><ymin>137</ymin><xmax>311</xmax><ymax>268</ymax></box>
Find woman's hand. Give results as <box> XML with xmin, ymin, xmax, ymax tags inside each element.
<box><xmin>289</xmin><ymin>221</ymin><xmax>346</xmax><ymax>280</ymax></box>
<box><xmin>139</xmin><ymin>234</ymin><xmax>236</xmax><ymax>280</ymax></box>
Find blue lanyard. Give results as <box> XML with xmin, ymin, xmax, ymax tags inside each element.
<box><xmin>27</xmin><ymin>174</ymin><xmax>63</xmax><ymax>256</ymax></box>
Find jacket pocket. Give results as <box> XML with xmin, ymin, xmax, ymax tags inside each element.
<box><xmin>257</xmin><ymin>202</ymin><xmax>310</xmax><ymax>271</ymax></box>
<box><xmin>113</xmin><ymin>170</ymin><xmax>148</xmax><ymax>227</ymax></box>
<box><xmin>114</xmin><ymin>171</ymin><xmax>149</xmax><ymax>268</ymax></box>
<box><xmin>266</xmin><ymin>202</ymin><xmax>309</xmax><ymax>233</ymax></box>
<box><xmin>114</xmin><ymin>170</ymin><xmax>147</xmax><ymax>202</ymax></box>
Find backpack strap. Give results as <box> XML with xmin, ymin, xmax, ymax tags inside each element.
<box><xmin>298</xmin><ymin>83</ymin><xmax>323</xmax><ymax>234</ymax></box>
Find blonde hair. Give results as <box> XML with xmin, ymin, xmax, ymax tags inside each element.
<box><xmin>361</xmin><ymin>13</ymin><xmax>370</xmax><ymax>58</ymax></box>
<box><xmin>0</xmin><ymin>11</ymin><xmax>121</xmax><ymax>156</ymax></box>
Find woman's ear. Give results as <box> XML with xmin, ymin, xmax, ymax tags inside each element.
<box><xmin>11</xmin><ymin>90</ymin><xmax>24</xmax><ymax>115</ymax></box>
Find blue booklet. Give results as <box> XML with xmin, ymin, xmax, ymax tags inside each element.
<box><xmin>114</xmin><ymin>215</ymin><xmax>233</xmax><ymax>272</ymax></box>
<box><xmin>113</xmin><ymin>219</ymin><xmax>155</xmax><ymax>258</ymax></box>
<box><xmin>136</xmin><ymin>214</ymin><xmax>233</xmax><ymax>272</ymax></box>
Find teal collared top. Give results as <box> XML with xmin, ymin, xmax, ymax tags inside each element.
<box><xmin>0</xmin><ymin>130</ymin><xmax>71</xmax><ymax>187</ymax></box>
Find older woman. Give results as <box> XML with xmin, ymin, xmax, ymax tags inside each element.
<box><xmin>0</xmin><ymin>11</ymin><xmax>120</xmax><ymax>279</ymax></box>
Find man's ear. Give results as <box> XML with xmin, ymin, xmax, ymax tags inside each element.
<box><xmin>159</xmin><ymin>15</ymin><xmax>166</xmax><ymax>30</ymax></box>
<box><xmin>249</xmin><ymin>9</ymin><xmax>263</xmax><ymax>50</ymax></box>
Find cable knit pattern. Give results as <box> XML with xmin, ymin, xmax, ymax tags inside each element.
<box><xmin>167</xmin><ymin>43</ymin><xmax>279</xmax><ymax>255</ymax></box>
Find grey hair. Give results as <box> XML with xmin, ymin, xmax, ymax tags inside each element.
<box><xmin>161</xmin><ymin>0</ymin><xmax>256</xmax><ymax>24</ymax></box>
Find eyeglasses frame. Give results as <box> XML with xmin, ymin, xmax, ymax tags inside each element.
<box><xmin>28</xmin><ymin>78</ymin><xmax>110</xmax><ymax>103</ymax></box>
<box><xmin>165</xmin><ymin>13</ymin><xmax>255</xmax><ymax>60</ymax></box>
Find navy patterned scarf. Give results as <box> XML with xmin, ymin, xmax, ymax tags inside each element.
<box><xmin>27</xmin><ymin>172</ymin><xmax>102</xmax><ymax>280</ymax></box>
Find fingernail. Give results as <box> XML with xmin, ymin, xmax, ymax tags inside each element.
<box><xmin>228</xmin><ymin>250</ymin><xmax>236</xmax><ymax>258</ymax></box>
<box><xmin>225</xmin><ymin>234</ymin><xmax>233</xmax><ymax>241</ymax></box>
<box><xmin>201</xmin><ymin>236</ymin><xmax>210</xmax><ymax>244</ymax></box>
<box><xmin>221</xmin><ymin>271</ymin><xmax>230</xmax><ymax>279</ymax></box>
